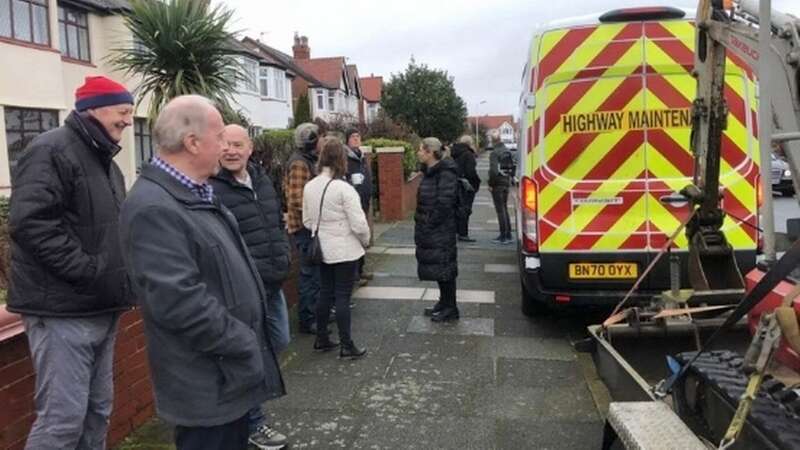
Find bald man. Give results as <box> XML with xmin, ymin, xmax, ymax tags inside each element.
<box><xmin>119</xmin><ymin>96</ymin><xmax>285</xmax><ymax>450</ymax></box>
<box><xmin>210</xmin><ymin>124</ymin><xmax>290</xmax><ymax>450</ymax></box>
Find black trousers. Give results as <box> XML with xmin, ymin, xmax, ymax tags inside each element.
<box><xmin>438</xmin><ymin>279</ymin><xmax>457</xmax><ymax>308</ymax></box>
<box><xmin>457</xmin><ymin>190</ymin><xmax>476</xmax><ymax>237</ymax></box>
<box><xmin>492</xmin><ymin>187</ymin><xmax>511</xmax><ymax>239</ymax></box>
<box><xmin>175</xmin><ymin>414</ymin><xmax>249</xmax><ymax>450</ymax></box>
<box><xmin>318</xmin><ymin>260</ymin><xmax>358</xmax><ymax>343</ymax></box>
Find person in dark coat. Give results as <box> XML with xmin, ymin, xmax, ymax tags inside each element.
<box><xmin>8</xmin><ymin>75</ymin><xmax>135</xmax><ymax>449</ymax></box>
<box><xmin>120</xmin><ymin>96</ymin><xmax>284</xmax><ymax>450</ymax></box>
<box><xmin>209</xmin><ymin>124</ymin><xmax>290</xmax><ymax>450</ymax></box>
<box><xmin>414</xmin><ymin>137</ymin><xmax>460</xmax><ymax>322</ymax></box>
<box><xmin>451</xmin><ymin>138</ymin><xmax>481</xmax><ymax>242</ymax></box>
<box><xmin>488</xmin><ymin>130</ymin><xmax>513</xmax><ymax>244</ymax></box>
<box><xmin>344</xmin><ymin>128</ymin><xmax>374</xmax><ymax>284</ymax></box>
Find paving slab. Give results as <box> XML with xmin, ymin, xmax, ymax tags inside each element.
<box><xmin>407</xmin><ymin>315</ymin><xmax>494</xmax><ymax>337</ymax></box>
<box><xmin>478</xmin><ymin>336</ymin><xmax>576</xmax><ymax>361</ymax></box>
<box><xmin>384</xmin><ymin>247</ymin><xmax>416</xmax><ymax>255</ymax></box>
<box><xmin>351</xmin><ymin>377</ymin><xmax>477</xmax><ymax>417</ymax></box>
<box><xmin>494</xmin><ymin>317</ymin><xmax>568</xmax><ymax>339</ymax></box>
<box><xmin>496</xmin><ymin>419</ymin><xmax>603</xmax><ymax>450</ymax></box>
<box><xmin>496</xmin><ymin>358</ymin><xmax>584</xmax><ymax>388</ymax></box>
<box><xmin>352</xmin><ymin>286</ymin><xmax>425</xmax><ymax>300</ymax></box>
<box><xmin>351</xmin><ymin>415</ymin><xmax>495</xmax><ymax>450</ymax></box>
<box><xmin>485</xmin><ymin>263</ymin><xmax>519</xmax><ymax>273</ymax></box>
<box><xmin>263</xmin><ymin>410</ymin><xmax>362</xmax><ymax>449</ymax></box>
<box><xmin>384</xmin><ymin>352</ymin><xmax>494</xmax><ymax>382</ymax></box>
<box><xmin>267</xmin><ymin>375</ymin><xmax>364</xmax><ymax>412</ymax></box>
<box><xmin>421</xmin><ymin>288</ymin><xmax>495</xmax><ymax>303</ymax></box>
<box><xmin>472</xmin><ymin>384</ymin><xmax>600</xmax><ymax>422</ymax></box>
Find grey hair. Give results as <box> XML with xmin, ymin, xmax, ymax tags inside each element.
<box><xmin>458</xmin><ymin>134</ymin><xmax>475</xmax><ymax>149</ymax></box>
<box><xmin>421</xmin><ymin>137</ymin><xmax>443</xmax><ymax>160</ymax></box>
<box><xmin>153</xmin><ymin>95</ymin><xmax>217</xmax><ymax>154</ymax></box>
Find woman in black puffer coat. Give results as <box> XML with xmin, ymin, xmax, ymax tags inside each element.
<box><xmin>414</xmin><ymin>137</ymin><xmax>460</xmax><ymax>322</ymax></box>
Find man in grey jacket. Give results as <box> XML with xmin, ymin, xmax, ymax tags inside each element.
<box><xmin>119</xmin><ymin>95</ymin><xmax>285</xmax><ymax>450</ymax></box>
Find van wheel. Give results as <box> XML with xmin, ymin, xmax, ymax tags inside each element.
<box><xmin>521</xmin><ymin>280</ymin><xmax>550</xmax><ymax>316</ymax></box>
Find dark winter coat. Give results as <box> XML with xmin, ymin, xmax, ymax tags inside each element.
<box><xmin>7</xmin><ymin>111</ymin><xmax>134</xmax><ymax>317</ymax></box>
<box><xmin>451</xmin><ymin>143</ymin><xmax>481</xmax><ymax>191</ymax></box>
<box><xmin>414</xmin><ymin>158</ymin><xmax>459</xmax><ymax>282</ymax></box>
<box><xmin>120</xmin><ymin>164</ymin><xmax>285</xmax><ymax>427</ymax></box>
<box><xmin>488</xmin><ymin>142</ymin><xmax>512</xmax><ymax>189</ymax></box>
<box><xmin>346</xmin><ymin>146</ymin><xmax>373</xmax><ymax>212</ymax></box>
<box><xmin>210</xmin><ymin>163</ymin><xmax>290</xmax><ymax>289</ymax></box>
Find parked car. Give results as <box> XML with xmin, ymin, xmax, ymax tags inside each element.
<box><xmin>771</xmin><ymin>153</ymin><xmax>795</xmax><ymax>196</ymax></box>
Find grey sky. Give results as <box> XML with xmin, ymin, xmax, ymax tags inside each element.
<box><xmin>218</xmin><ymin>0</ymin><xmax>800</xmax><ymax>119</ymax></box>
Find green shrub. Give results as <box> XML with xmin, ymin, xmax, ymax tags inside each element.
<box><xmin>252</xmin><ymin>129</ymin><xmax>295</xmax><ymax>194</ymax></box>
<box><xmin>364</xmin><ymin>138</ymin><xmax>418</xmax><ymax>179</ymax></box>
<box><xmin>293</xmin><ymin>93</ymin><xmax>312</xmax><ymax>126</ymax></box>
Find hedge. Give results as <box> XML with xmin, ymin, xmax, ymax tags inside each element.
<box><xmin>363</xmin><ymin>138</ymin><xmax>418</xmax><ymax>179</ymax></box>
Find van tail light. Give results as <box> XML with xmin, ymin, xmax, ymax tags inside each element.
<box><xmin>756</xmin><ymin>174</ymin><xmax>764</xmax><ymax>208</ymax></box>
<box><xmin>756</xmin><ymin>174</ymin><xmax>763</xmax><ymax>252</ymax></box>
<box><xmin>521</xmin><ymin>176</ymin><xmax>539</xmax><ymax>254</ymax></box>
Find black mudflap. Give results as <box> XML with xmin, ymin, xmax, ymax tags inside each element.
<box><xmin>673</xmin><ymin>350</ymin><xmax>800</xmax><ymax>450</ymax></box>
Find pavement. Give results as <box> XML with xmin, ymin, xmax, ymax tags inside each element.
<box><xmin>115</xmin><ymin>152</ymin><xmax>609</xmax><ymax>449</ymax></box>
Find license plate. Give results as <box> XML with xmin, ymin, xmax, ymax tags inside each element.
<box><xmin>569</xmin><ymin>262</ymin><xmax>638</xmax><ymax>280</ymax></box>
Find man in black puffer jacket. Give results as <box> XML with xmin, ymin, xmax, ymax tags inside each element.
<box><xmin>8</xmin><ymin>76</ymin><xmax>135</xmax><ymax>449</ymax></box>
<box><xmin>344</xmin><ymin>128</ymin><xmax>373</xmax><ymax>284</ymax></box>
<box><xmin>414</xmin><ymin>137</ymin><xmax>460</xmax><ymax>323</ymax></box>
<box><xmin>210</xmin><ymin>124</ymin><xmax>291</xmax><ymax>450</ymax></box>
<box><xmin>451</xmin><ymin>139</ymin><xmax>481</xmax><ymax>242</ymax></box>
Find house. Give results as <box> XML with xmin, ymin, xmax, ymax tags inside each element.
<box><xmin>234</xmin><ymin>38</ymin><xmax>295</xmax><ymax>132</ymax></box>
<box><xmin>467</xmin><ymin>115</ymin><xmax>518</xmax><ymax>147</ymax></box>
<box><xmin>290</xmin><ymin>34</ymin><xmax>362</xmax><ymax>124</ymax></box>
<box><xmin>0</xmin><ymin>0</ymin><xmax>294</xmax><ymax>196</ymax></box>
<box><xmin>360</xmin><ymin>75</ymin><xmax>383</xmax><ymax>123</ymax></box>
<box><xmin>0</xmin><ymin>0</ymin><xmax>153</xmax><ymax>194</ymax></box>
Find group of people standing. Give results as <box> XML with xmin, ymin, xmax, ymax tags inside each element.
<box><xmin>4</xmin><ymin>73</ymin><xmax>515</xmax><ymax>450</ymax></box>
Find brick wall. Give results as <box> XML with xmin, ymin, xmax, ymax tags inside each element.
<box><xmin>0</xmin><ymin>308</ymin><xmax>154</xmax><ymax>450</ymax></box>
<box><xmin>376</xmin><ymin>147</ymin><xmax>420</xmax><ymax>221</ymax></box>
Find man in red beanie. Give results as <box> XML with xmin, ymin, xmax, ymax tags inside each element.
<box><xmin>8</xmin><ymin>75</ymin><xmax>135</xmax><ymax>449</ymax></box>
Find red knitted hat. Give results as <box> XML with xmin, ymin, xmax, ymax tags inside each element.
<box><xmin>74</xmin><ymin>76</ymin><xmax>134</xmax><ymax>111</ymax></box>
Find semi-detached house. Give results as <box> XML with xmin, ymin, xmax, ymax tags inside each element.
<box><xmin>0</xmin><ymin>0</ymin><xmax>295</xmax><ymax>195</ymax></box>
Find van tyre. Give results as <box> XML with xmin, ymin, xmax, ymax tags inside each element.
<box><xmin>521</xmin><ymin>280</ymin><xmax>549</xmax><ymax>316</ymax></box>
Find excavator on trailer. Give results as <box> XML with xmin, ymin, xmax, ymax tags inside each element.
<box><xmin>590</xmin><ymin>0</ymin><xmax>800</xmax><ymax>448</ymax></box>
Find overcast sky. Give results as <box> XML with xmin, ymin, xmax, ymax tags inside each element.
<box><xmin>217</xmin><ymin>0</ymin><xmax>800</xmax><ymax>119</ymax></box>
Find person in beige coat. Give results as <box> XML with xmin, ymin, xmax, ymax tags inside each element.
<box><xmin>303</xmin><ymin>138</ymin><xmax>370</xmax><ymax>359</ymax></box>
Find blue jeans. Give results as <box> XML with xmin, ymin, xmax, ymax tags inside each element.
<box><xmin>292</xmin><ymin>228</ymin><xmax>319</xmax><ymax>328</ymax></box>
<box><xmin>248</xmin><ymin>287</ymin><xmax>290</xmax><ymax>434</ymax></box>
<box><xmin>264</xmin><ymin>287</ymin><xmax>290</xmax><ymax>353</ymax></box>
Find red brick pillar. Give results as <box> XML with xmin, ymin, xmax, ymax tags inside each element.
<box><xmin>376</xmin><ymin>147</ymin><xmax>405</xmax><ymax>221</ymax></box>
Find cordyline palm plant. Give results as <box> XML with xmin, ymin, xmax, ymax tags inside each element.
<box><xmin>109</xmin><ymin>0</ymin><xmax>245</xmax><ymax>122</ymax></box>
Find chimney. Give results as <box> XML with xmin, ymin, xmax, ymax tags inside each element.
<box><xmin>293</xmin><ymin>33</ymin><xmax>310</xmax><ymax>60</ymax></box>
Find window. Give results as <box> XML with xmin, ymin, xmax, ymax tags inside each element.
<box><xmin>134</xmin><ymin>118</ymin><xmax>153</xmax><ymax>170</ymax></box>
<box><xmin>272</xmin><ymin>68</ymin><xmax>286</xmax><ymax>100</ymax></box>
<box><xmin>0</xmin><ymin>0</ymin><xmax>49</xmax><ymax>45</ymax></box>
<box><xmin>4</xmin><ymin>107</ymin><xmax>58</xmax><ymax>178</ymax></box>
<box><xmin>58</xmin><ymin>5</ymin><xmax>89</xmax><ymax>61</ymax></box>
<box><xmin>258</xmin><ymin>67</ymin><xmax>270</xmax><ymax>97</ymax></box>
<box><xmin>327</xmin><ymin>90</ymin><xmax>335</xmax><ymax>111</ymax></box>
<box><xmin>316</xmin><ymin>89</ymin><xmax>324</xmax><ymax>110</ymax></box>
<box><xmin>240</xmin><ymin>57</ymin><xmax>258</xmax><ymax>93</ymax></box>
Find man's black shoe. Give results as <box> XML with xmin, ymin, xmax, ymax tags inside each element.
<box><xmin>339</xmin><ymin>341</ymin><xmax>367</xmax><ymax>359</ymax></box>
<box><xmin>313</xmin><ymin>336</ymin><xmax>339</xmax><ymax>352</ymax></box>
<box><xmin>458</xmin><ymin>235</ymin><xmax>476</xmax><ymax>243</ymax></box>
<box><xmin>431</xmin><ymin>307</ymin><xmax>460</xmax><ymax>323</ymax></box>
<box><xmin>423</xmin><ymin>301</ymin><xmax>444</xmax><ymax>317</ymax></box>
<box><xmin>298</xmin><ymin>322</ymin><xmax>317</xmax><ymax>335</ymax></box>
